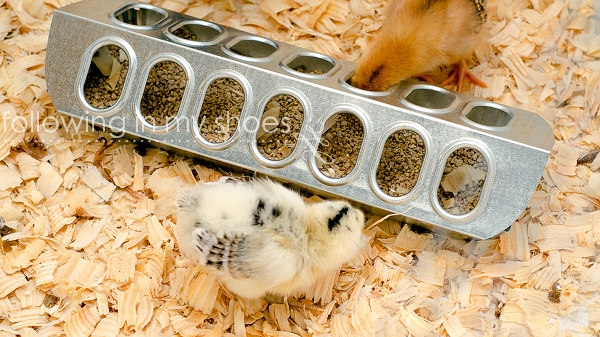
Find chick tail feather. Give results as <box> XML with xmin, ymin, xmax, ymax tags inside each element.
<box><xmin>192</xmin><ymin>227</ymin><xmax>253</xmax><ymax>279</ymax></box>
<box><xmin>191</xmin><ymin>227</ymin><xmax>219</xmax><ymax>265</ymax></box>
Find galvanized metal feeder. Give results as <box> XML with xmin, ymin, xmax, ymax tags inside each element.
<box><xmin>45</xmin><ymin>0</ymin><xmax>554</xmax><ymax>239</ymax></box>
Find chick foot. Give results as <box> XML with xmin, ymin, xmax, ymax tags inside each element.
<box><xmin>441</xmin><ymin>59</ymin><xmax>487</xmax><ymax>92</ymax></box>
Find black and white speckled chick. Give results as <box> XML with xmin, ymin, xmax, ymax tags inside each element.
<box><xmin>175</xmin><ymin>178</ymin><xmax>366</xmax><ymax>299</ymax></box>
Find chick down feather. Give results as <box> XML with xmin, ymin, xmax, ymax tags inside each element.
<box><xmin>351</xmin><ymin>0</ymin><xmax>486</xmax><ymax>91</ymax></box>
<box><xmin>176</xmin><ymin>178</ymin><xmax>366</xmax><ymax>299</ymax></box>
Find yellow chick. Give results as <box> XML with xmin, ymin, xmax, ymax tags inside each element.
<box><xmin>351</xmin><ymin>0</ymin><xmax>488</xmax><ymax>92</ymax></box>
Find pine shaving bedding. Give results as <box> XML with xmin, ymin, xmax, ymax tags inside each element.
<box><xmin>0</xmin><ymin>0</ymin><xmax>598</xmax><ymax>336</ymax></box>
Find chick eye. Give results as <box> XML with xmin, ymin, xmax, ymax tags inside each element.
<box><xmin>328</xmin><ymin>206</ymin><xmax>349</xmax><ymax>231</ymax></box>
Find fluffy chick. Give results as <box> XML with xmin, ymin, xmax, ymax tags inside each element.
<box><xmin>176</xmin><ymin>178</ymin><xmax>366</xmax><ymax>299</ymax></box>
<box><xmin>351</xmin><ymin>0</ymin><xmax>487</xmax><ymax>92</ymax></box>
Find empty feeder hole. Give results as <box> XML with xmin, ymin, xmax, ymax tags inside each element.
<box><xmin>405</xmin><ymin>88</ymin><xmax>453</xmax><ymax>109</ymax></box>
<box><xmin>256</xmin><ymin>94</ymin><xmax>304</xmax><ymax>160</ymax></box>
<box><xmin>115</xmin><ymin>6</ymin><xmax>166</xmax><ymax>26</ymax></box>
<box><xmin>172</xmin><ymin>23</ymin><xmax>221</xmax><ymax>42</ymax></box>
<box><xmin>286</xmin><ymin>55</ymin><xmax>334</xmax><ymax>75</ymax></box>
<box><xmin>316</xmin><ymin>113</ymin><xmax>364</xmax><ymax>179</ymax></box>
<box><xmin>437</xmin><ymin>148</ymin><xmax>488</xmax><ymax>215</ymax></box>
<box><xmin>466</xmin><ymin>105</ymin><xmax>512</xmax><ymax>127</ymax></box>
<box><xmin>376</xmin><ymin>130</ymin><xmax>426</xmax><ymax>197</ymax></box>
<box><xmin>140</xmin><ymin>61</ymin><xmax>187</xmax><ymax>126</ymax></box>
<box><xmin>198</xmin><ymin>78</ymin><xmax>245</xmax><ymax>143</ymax></box>
<box><xmin>83</xmin><ymin>45</ymin><xmax>129</xmax><ymax>109</ymax></box>
<box><xmin>229</xmin><ymin>39</ymin><xmax>277</xmax><ymax>58</ymax></box>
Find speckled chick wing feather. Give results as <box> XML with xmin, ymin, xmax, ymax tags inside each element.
<box><xmin>351</xmin><ymin>0</ymin><xmax>486</xmax><ymax>91</ymax></box>
<box><xmin>176</xmin><ymin>179</ymin><xmax>366</xmax><ymax>299</ymax></box>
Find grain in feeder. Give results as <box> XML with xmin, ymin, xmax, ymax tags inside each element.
<box><xmin>256</xmin><ymin>94</ymin><xmax>304</xmax><ymax>160</ymax></box>
<box><xmin>172</xmin><ymin>26</ymin><xmax>196</xmax><ymax>40</ymax></box>
<box><xmin>293</xmin><ymin>66</ymin><xmax>324</xmax><ymax>75</ymax></box>
<box><xmin>437</xmin><ymin>147</ymin><xmax>488</xmax><ymax>215</ymax></box>
<box><xmin>316</xmin><ymin>112</ymin><xmax>364</xmax><ymax>179</ymax></box>
<box><xmin>376</xmin><ymin>129</ymin><xmax>426</xmax><ymax>197</ymax></box>
<box><xmin>140</xmin><ymin>60</ymin><xmax>187</xmax><ymax>126</ymax></box>
<box><xmin>283</xmin><ymin>53</ymin><xmax>335</xmax><ymax>76</ymax></box>
<box><xmin>83</xmin><ymin>45</ymin><xmax>129</xmax><ymax>109</ymax></box>
<box><xmin>170</xmin><ymin>21</ymin><xmax>222</xmax><ymax>43</ymax></box>
<box><xmin>198</xmin><ymin>77</ymin><xmax>245</xmax><ymax>143</ymax></box>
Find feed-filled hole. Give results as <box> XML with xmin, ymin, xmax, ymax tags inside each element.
<box><xmin>466</xmin><ymin>105</ymin><xmax>512</xmax><ymax>127</ymax></box>
<box><xmin>405</xmin><ymin>88</ymin><xmax>454</xmax><ymax>110</ymax></box>
<box><xmin>83</xmin><ymin>45</ymin><xmax>129</xmax><ymax>109</ymax></box>
<box><xmin>286</xmin><ymin>55</ymin><xmax>334</xmax><ymax>75</ymax></box>
<box><xmin>256</xmin><ymin>94</ymin><xmax>304</xmax><ymax>160</ymax></box>
<box><xmin>172</xmin><ymin>22</ymin><xmax>222</xmax><ymax>42</ymax></box>
<box><xmin>316</xmin><ymin>112</ymin><xmax>364</xmax><ymax>179</ymax></box>
<box><xmin>376</xmin><ymin>129</ymin><xmax>426</xmax><ymax>197</ymax></box>
<box><xmin>115</xmin><ymin>6</ymin><xmax>166</xmax><ymax>26</ymax></box>
<box><xmin>228</xmin><ymin>39</ymin><xmax>277</xmax><ymax>58</ymax></box>
<box><xmin>198</xmin><ymin>77</ymin><xmax>245</xmax><ymax>144</ymax></box>
<box><xmin>437</xmin><ymin>147</ymin><xmax>488</xmax><ymax>215</ymax></box>
<box><xmin>140</xmin><ymin>61</ymin><xmax>187</xmax><ymax>126</ymax></box>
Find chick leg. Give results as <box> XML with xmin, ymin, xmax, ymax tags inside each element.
<box><xmin>415</xmin><ymin>74</ymin><xmax>434</xmax><ymax>84</ymax></box>
<box><xmin>441</xmin><ymin>59</ymin><xmax>487</xmax><ymax>92</ymax></box>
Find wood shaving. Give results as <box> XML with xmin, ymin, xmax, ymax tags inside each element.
<box><xmin>414</xmin><ymin>251</ymin><xmax>446</xmax><ymax>287</ymax></box>
<box><xmin>35</xmin><ymin>161</ymin><xmax>63</xmax><ymax>199</ymax></box>
<box><xmin>65</xmin><ymin>304</ymin><xmax>101</xmax><ymax>337</ymax></box>
<box><xmin>2</xmin><ymin>238</ymin><xmax>45</xmax><ymax>273</ymax></box>
<box><xmin>0</xmin><ymin>163</ymin><xmax>22</xmax><ymax>190</ymax></box>
<box><xmin>32</xmin><ymin>250</ymin><xmax>59</xmax><ymax>287</ymax></box>
<box><xmin>443</xmin><ymin>315</ymin><xmax>472</xmax><ymax>337</ymax></box>
<box><xmin>499</xmin><ymin>288</ymin><xmax>553</xmax><ymax>337</ymax></box>
<box><xmin>108</xmin><ymin>249</ymin><xmax>135</xmax><ymax>283</ymax></box>
<box><xmin>91</xmin><ymin>312</ymin><xmax>119</xmax><ymax>337</ymax></box>
<box><xmin>8</xmin><ymin>307</ymin><xmax>48</xmax><ymax>330</ymax></box>
<box><xmin>398</xmin><ymin>307</ymin><xmax>436</xmax><ymax>337</ymax></box>
<box><xmin>70</xmin><ymin>218</ymin><xmax>107</xmax><ymax>251</ymax></box>
<box><xmin>0</xmin><ymin>106</ymin><xmax>26</xmax><ymax>161</ymax></box>
<box><xmin>0</xmin><ymin>269</ymin><xmax>28</xmax><ymax>298</ymax></box>
<box><xmin>79</xmin><ymin>165</ymin><xmax>116</xmax><ymax>202</ymax></box>
<box><xmin>0</xmin><ymin>202</ymin><xmax>23</xmax><ymax>222</ymax></box>
<box><xmin>178</xmin><ymin>269</ymin><xmax>220</xmax><ymax>314</ymax></box>
<box><xmin>441</xmin><ymin>165</ymin><xmax>487</xmax><ymax>195</ymax></box>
